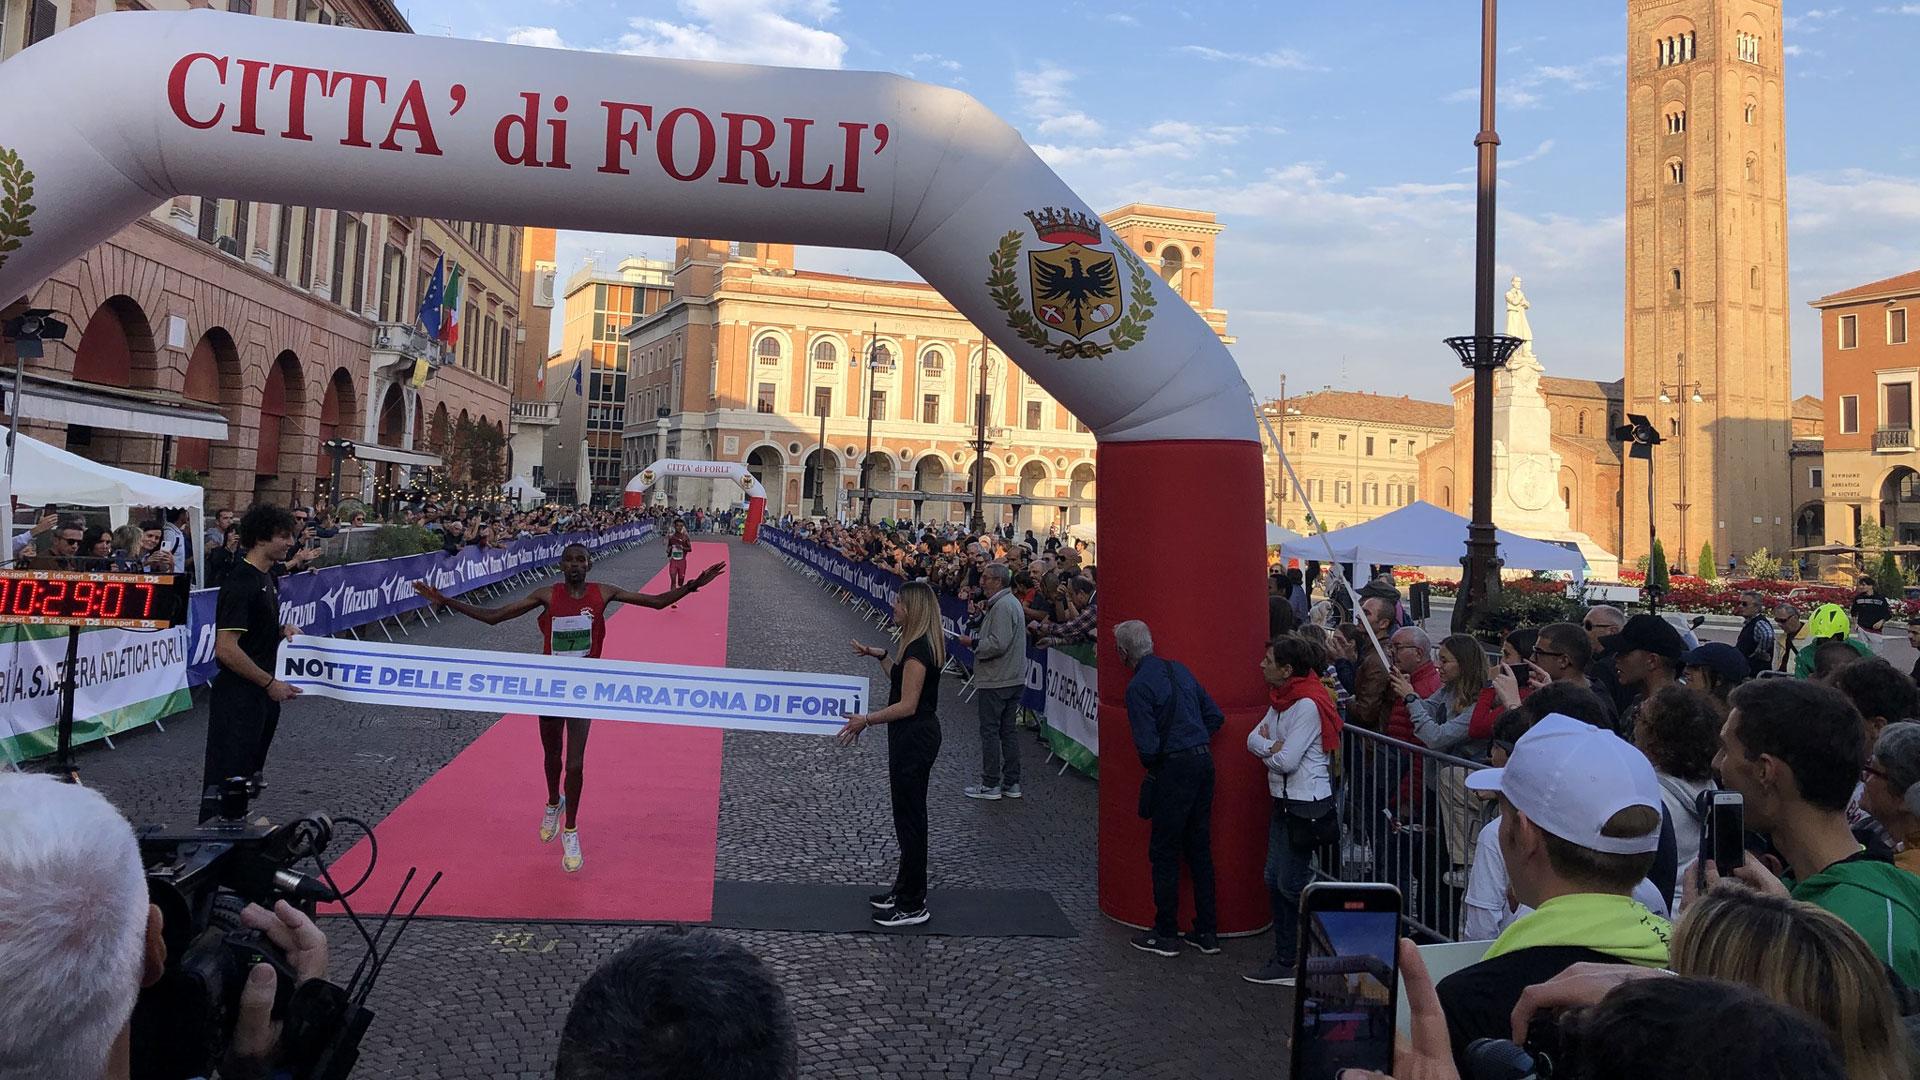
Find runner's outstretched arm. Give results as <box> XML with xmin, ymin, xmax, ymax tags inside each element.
<box><xmin>605</xmin><ymin>562</ymin><xmax>726</xmax><ymax>609</ymax></box>
<box><xmin>412</xmin><ymin>581</ymin><xmax>545</xmax><ymax>624</ymax></box>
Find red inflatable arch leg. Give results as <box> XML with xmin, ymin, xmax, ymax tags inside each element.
<box><xmin>1096</xmin><ymin>440</ymin><xmax>1270</xmax><ymax>934</ymax></box>
<box><xmin>743</xmin><ymin>497</ymin><xmax>765</xmax><ymax>545</ymax></box>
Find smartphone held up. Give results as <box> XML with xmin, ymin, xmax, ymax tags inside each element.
<box><xmin>1290</xmin><ymin>882</ymin><xmax>1401</xmax><ymax>1080</ymax></box>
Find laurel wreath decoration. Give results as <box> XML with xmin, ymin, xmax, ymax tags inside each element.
<box><xmin>986</xmin><ymin>229</ymin><xmax>1158</xmax><ymax>361</ymax></box>
<box><xmin>0</xmin><ymin>145</ymin><xmax>35</xmax><ymax>277</ymax></box>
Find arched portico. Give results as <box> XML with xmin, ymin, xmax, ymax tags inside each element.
<box><xmin>0</xmin><ymin>11</ymin><xmax>1266</xmax><ymax>932</ymax></box>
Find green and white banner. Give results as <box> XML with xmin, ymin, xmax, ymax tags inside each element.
<box><xmin>1040</xmin><ymin>643</ymin><xmax>1099</xmax><ymax>777</ymax></box>
<box><xmin>0</xmin><ymin>625</ymin><xmax>192</xmax><ymax>763</ymax></box>
<box><xmin>277</xmin><ymin>635</ymin><xmax>869</xmax><ymax>737</ymax></box>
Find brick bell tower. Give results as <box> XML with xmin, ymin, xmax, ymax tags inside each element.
<box><xmin>1623</xmin><ymin>0</ymin><xmax>1792</xmax><ymax>567</ymax></box>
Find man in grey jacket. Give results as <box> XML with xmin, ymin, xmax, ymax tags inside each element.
<box><xmin>960</xmin><ymin>562</ymin><xmax>1029</xmax><ymax>800</ymax></box>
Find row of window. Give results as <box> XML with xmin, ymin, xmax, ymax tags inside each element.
<box><xmin>1663</xmin><ymin>155</ymin><xmax>1762</xmax><ymax>187</ymax></box>
<box><xmin>1656</xmin><ymin>31</ymin><xmax>1696</xmax><ymax>67</ymax></box>
<box><xmin>189</xmin><ymin>196</ymin><xmax>520</xmax><ymax>386</ymax></box>
<box><xmin>748</xmin><ymin>383</ymin><xmax>1083</xmax><ymax>432</ymax></box>
<box><xmin>1285</xmin><ymin>429</ymin><xmax>1423</xmax><ymax>457</ymax></box>
<box><xmin>1838</xmin><ymin>310</ymin><xmax>1909</xmax><ymax>350</ymax></box>
<box><xmin>1653</xmin><ymin>29</ymin><xmax>1764</xmax><ymax>69</ymax></box>
<box><xmin>1838</xmin><ymin>382</ymin><xmax>1915</xmax><ymax>436</ymax></box>
<box><xmin>1291</xmin><ymin>478</ymin><xmax>1419</xmax><ymax>508</ymax></box>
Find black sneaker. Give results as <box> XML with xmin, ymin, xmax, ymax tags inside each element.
<box><xmin>868</xmin><ymin>891</ymin><xmax>898</xmax><ymax>911</ymax></box>
<box><xmin>1243</xmin><ymin>959</ymin><xmax>1297</xmax><ymax>986</ymax></box>
<box><xmin>873</xmin><ymin>906</ymin><xmax>930</xmax><ymax>928</ymax></box>
<box><xmin>1181</xmin><ymin>931</ymin><xmax>1221</xmax><ymax>955</ymax></box>
<box><xmin>1130</xmin><ymin>931</ymin><xmax>1181</xmax><ymax>957</ymax></box>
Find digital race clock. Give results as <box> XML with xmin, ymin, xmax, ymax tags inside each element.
<box><xmin>0</xmin><ymin>570</ymin><xmax>178</xmax><ymax>630</ymax></box>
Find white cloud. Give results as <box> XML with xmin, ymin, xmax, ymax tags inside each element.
<box><xmin>1783</xmin><ymin>43</ymin><xmax>1807</xmax><ymax>56</ymax></box>
<box><xmin>909</xmin><ymin>52</ymin><xmax>963</xmax><ymax>71</ymax></box>
<box><xmin>1037</xmin><ymin>112</ymin><xmax>1106</xmax><ymax>139</ymax></box>
<box><xmin>1874</xmin><ymin>3</ymin><xmax>1920</xmax><ymax>11</ymax></box>
<box><xmin>1178</xmin><ymin>44</ymin><xmax>1322</xmax><ymax>71</ymax></box>
<box><xmin>1107</xmin><ymin>12</ymin><xmax>1140</xmax><ymax>25</ymax></box>
<box><xmin>505</xmin><ymin>26</ymin><xmax>569</xmax><ymax>49</ymax></box>
<box><xmin>616</xmin><ymin>0</ymin><xmax>847</xmax><ymax>69</ymax></box>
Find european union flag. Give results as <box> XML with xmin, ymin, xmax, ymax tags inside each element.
<box><xmin>416</xmin><ymin>253</ymin><xmax>446</xmax><ymax>339</ymax></box>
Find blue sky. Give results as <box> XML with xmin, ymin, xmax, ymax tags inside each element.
<box><xmin>413</xmin><ymin>0</ymin><xmax>1920</xmax><ymax>403</ymax></box>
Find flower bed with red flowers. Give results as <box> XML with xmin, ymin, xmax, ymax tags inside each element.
<box><xmin>1418</xmin><ymin>576</ymin><xmax>1856</xmax><ymax>616</ymax></box>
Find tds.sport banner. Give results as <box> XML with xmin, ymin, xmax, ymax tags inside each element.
<box><xmin>0</xmin><ymin>625</ymin><xmax>191</xmax><ymax>763</ymax></box>
<box><xmin>278</xmin><ymin>635</ymin><xmax>868</xmax><ymax>737</ymax></box>
<box><xmin>185</xmin><ymin>522</ymin><xmax>652</xmax><ymax>686</ymax></box>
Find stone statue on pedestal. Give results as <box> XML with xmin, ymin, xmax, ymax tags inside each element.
<box><xmin>1486</xmin><ymin>272</ymin><xmax>1618</xmax><ymax>576</ymax></box>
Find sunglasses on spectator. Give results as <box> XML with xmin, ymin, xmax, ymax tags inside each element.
<box><xmin>1530</xmin><ymin>647</ymin><xmax>1565</xmax><ymax>660</ymax></box>
<box><xmin>1583</xmin><ymin>620</ymin><xmax>1618</xmax><ymax>631</ymax></box>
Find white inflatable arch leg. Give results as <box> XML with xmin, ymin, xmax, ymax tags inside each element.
<box><xmin>0</xmin><ymin>10</ymin><xmax>1269</xmax><ymax>932</ymax></box>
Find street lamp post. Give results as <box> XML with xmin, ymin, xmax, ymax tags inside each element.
<box><xmin>815</xmin><ymin>404</ymin><xmax>828</xmax><ymax>518</ymax></box>
<box><xmin>1446</xmin><ymin>0</ymin><xmax>1522</xmax><ymax>634</ymax></box>
<box><xmin>860</xmin><ymin>328</ymin><xmax>881</xmax><ymax>522</ymax></box>
<box><xmin>970</xmin><ymin>346</ymin><xmax>994</xmax><ymax>533</ymax></box>
<box><xmin>1615</xmin><ymin>413</ymin><xmax>1664</xmax><ymax>612</ymax></box>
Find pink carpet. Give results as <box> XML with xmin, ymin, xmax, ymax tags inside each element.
<box><xmin>322</xmin><ymin>544</ymin><xmax>729</xmax><ymax>922</ymax></box>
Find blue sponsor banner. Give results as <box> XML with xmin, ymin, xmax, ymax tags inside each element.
<box><xmin>187</xmin><ymin>523</ymin><xmax>652</xmax><ymax>686</ymax></box>
<box><xmin>760</xmin><ymin>527</ymin><xmax>1050</xmax><ymax>707</ymax></box>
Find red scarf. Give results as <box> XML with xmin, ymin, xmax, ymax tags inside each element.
<box><xmin>1270</xmin><ymin>674</ymin><xmax>1343</xmax><ymax>752</ymax></box>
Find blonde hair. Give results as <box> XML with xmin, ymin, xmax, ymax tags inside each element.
<box><xmin>891</xmin><ymin>581</ymin><xmax>947</xmax><ymax>669</ymax></box>
<box><xmin>1674</xmin><ymin>888</ymin><xmax>1911</xmax><ymax>1080</ymax></box>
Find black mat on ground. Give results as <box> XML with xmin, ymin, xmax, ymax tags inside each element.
<box><xmin>707</xmin><ymin>881</ymin><xmax>1077</xmax><ymax>938</ymax></box>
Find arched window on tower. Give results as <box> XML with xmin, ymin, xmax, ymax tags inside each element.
<box><xmin>1744</xmin><ymin>102</ymin><xmax>1757</xmax><ymax>125</ymax></box>
<box><xmin>1745</xmin><ymin>155</ymin><xmax>1757</xmax><ymax>183</ymax></box>
<box><xmin>1672</xmin><ymin>268</ymin><xmax>1683</xmax><ymax>290</ymax></box>
<box><xmin>1159</xmin><ymin>245</ymin><xmax>1185</xmax><ymax>293</ymax></box>
<box><xmin>1668</xmin><ymin>160</ymin><xmax>1685</xmax><ymax>184</ymax></box>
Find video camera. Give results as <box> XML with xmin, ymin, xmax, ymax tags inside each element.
<box><xmin>130</xmin><ymin>780</ymin><xmax>438</xmax><ymax>1080</ymax></box>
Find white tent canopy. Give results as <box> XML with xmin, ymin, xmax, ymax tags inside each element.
<box><xmin>1278</xmin><ymin>501</ymin><xmax>1585</xmax><ymax>574</ymax></box>
<box><xmin>1266</xmin><ymin>522</ymin><xmax>1302</xmax><ymax>546</ymax></box>
<box><xmin>3</xmin><ymin>432</ymin><xmax>206</xmax><ymax>585</ymax></box>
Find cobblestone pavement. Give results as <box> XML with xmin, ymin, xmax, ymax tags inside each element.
<box><xmin>73</xmin><ymin>537</ymin><xmax>1287</xmax><ymax>1080</ymax></box>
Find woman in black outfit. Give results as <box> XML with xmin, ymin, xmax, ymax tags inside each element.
<box><xmin>840</xmin><ymin>580</ymin><xmax>945</xmax><ymax>928</ymax></box>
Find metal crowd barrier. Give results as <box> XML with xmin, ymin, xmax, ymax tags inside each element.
<box><xmin>1323</xmin><ymin>724</ymin><xmax>1498</xmax><ymax>943</ymax></box>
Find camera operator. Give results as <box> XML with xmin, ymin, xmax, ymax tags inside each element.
<box><xmin>0</xmin><ymin>773</ymin><xmax>329</xmax><ymax>1080</ymax></box>
<box><xmin>202</xmin><ymin>505</ymin><xmax>303</xmax><ymax>822</ymax></box>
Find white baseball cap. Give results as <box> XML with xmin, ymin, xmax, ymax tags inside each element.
<box><xmin>1466</xmin><ymin>713</ymin><xmax>1663</xmax><ymax>855</ymax></box>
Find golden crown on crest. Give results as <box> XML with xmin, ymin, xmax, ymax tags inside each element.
<box><xmin>1023</xmin><ymin>207</ymin><xmax>1101</xmax><ymax>246</ymax></box>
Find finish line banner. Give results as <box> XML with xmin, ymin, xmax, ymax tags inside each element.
<box><xmin>276</xmin><ymin>636</ymin><xmax>867</xmax><ymax>737</ymax></box>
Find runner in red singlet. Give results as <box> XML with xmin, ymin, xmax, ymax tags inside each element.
<box><xmin>666</xmin><ymin>519</ymin><xmax>692</xmax><ymax>590</ymax></box>
<box><xmin>413</xmin><ymin>541</ymin><xmax>724</xmax><ymax>872</ymax></box>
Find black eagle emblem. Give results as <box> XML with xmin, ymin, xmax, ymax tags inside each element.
<box><xmin>1032</xmin><ymin>254</ymin><xmax>1119</xmax><ymax>336</ymax></box>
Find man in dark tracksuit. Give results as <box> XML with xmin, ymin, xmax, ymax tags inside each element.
<box><xmin>1118</xmin><ymin>618</ymin><xmax>1225</xmax><ymax>957</ymax></box>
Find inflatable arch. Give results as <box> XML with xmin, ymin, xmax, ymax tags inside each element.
<box><xmin>0</xmin><ymin>11</ymin><xmax>1268</xmax><ymax>932</ymax></box>
<box><xmin>623</xmin><ymin>458</ymin><xmax>767</xmax><ymax>544</ymax></box>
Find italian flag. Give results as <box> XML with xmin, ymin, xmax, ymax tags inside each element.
<box><xmin>439</xmin><ymin>263</ymin><xmax>465</xmax><ymax>347</ymax></box>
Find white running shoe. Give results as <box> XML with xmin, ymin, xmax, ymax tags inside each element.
<box><xmin>541</xmin><ymin>797</ymin><xmax>566</xmax><ymax>843</ymax></box>
<box><xmin>562</xmin><ymin>828</ymin><xmax>583</xmax><ymax>873</ymax></box>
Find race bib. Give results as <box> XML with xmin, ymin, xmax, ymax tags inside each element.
<box><xmin>669</xmin><ymin>545</ymin><xmax>688</xmax><ymax>559</ymax></box>
<box><xmin>549</xmin><ymin>613</ymin><xmax>594</xmax><ymax>657</ymax></box>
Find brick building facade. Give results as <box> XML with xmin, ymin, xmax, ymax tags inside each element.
<box><xmin>0</xmin><ymin>0</ymin><xmax>522</xmax><ymax>516</ymax></box>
